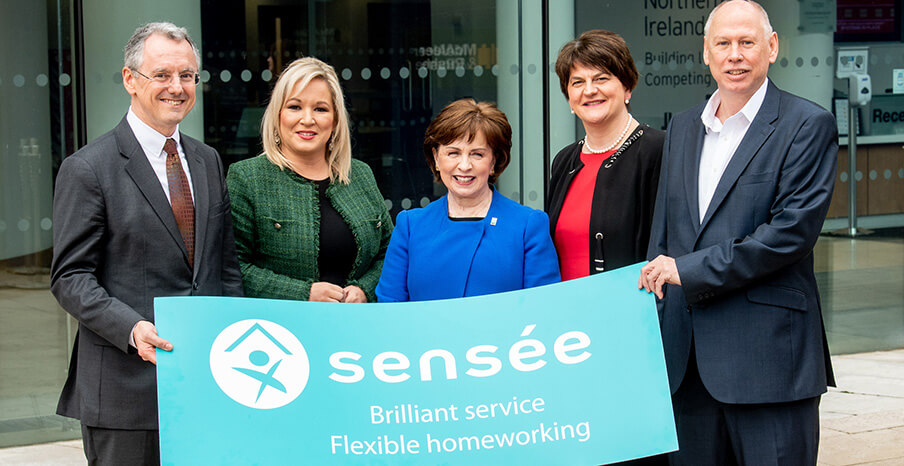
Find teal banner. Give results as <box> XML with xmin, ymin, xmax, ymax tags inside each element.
<box><xmin>155</xmin><ymin>262</ymin><xmax>677</xmax><ymax>465</ymax></box>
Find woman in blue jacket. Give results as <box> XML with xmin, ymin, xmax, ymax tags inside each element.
<box><xmin>377</xmin><ymin>98</ymin><xmax>560</xmax><ymax>302</ymax></box>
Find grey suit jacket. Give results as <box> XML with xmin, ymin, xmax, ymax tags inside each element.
<box><xmin>51</xmin><ymin>116</ymin><xmax>243</xmax><ymax>429</ymax></box>
<box><xmin>647</xmin><ymin>82</ymin><xmax>836</xmax><ymax>404</ymax></box>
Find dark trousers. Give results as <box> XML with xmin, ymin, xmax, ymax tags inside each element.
<box><xmin>81</xmin><ymin>424</ymin><xmax>160</xmax><ymax>466</ymax></box>
<box><xmin>669</xmin><ymin>344</ymin><xmax>820</xmax><ymax>466</ymax></box>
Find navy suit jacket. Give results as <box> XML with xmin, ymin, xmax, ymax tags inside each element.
<box><xmin>376</xmin><ymin>189</ymin><xmax>560</xmax><ymax>302</ymax></box>
<box><xmin>647</xmin><ymin>82</ymin><xmax>836</xmax><ymax>404</ymax></box>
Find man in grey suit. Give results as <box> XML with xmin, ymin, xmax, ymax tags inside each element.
<box><xmin>51</xmin><ymin>22</ymin><xmax>242</xmax><ymax>464</ymax></box>
<box><xmin>639</xmin><ymin>1</ymin><xmax>835</xmax><ymax>464</ymax></box>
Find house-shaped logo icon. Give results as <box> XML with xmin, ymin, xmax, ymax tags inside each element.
<box><xmin>210</xmin><ymin>319</ymin><xmax>309</xmax><ymax>409</ymax></box>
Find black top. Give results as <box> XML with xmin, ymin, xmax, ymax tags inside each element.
<box><xmin>312</xmin><ymin>179</ymin><xmax>356</xmax><ymax>286</ymax></box>
<box><xmin>546</xmin><ymin>124</ymin><xmax>665</xmax><ymax>274</ymax></box>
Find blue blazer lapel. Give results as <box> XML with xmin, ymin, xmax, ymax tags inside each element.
<box><xmin>699</xmin><ymin>82</ymin><xmax>779</xmax><ymax>233</ymax></box>
<box><xmin>117</xmin><ymin>119</ymin><xmax>191</xmax><ymax>265</ymax></box>
<box><xmin>182</xmin><ymin>136</ymin><xmax>208</xmax><ymax>277</ymax></box>
<box><xmin>683</xmin><ymin>116</ymin><xmax>706</xmax><ymax>231</ymax></box>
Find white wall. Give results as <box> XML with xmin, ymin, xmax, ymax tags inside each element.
<box><xmin>83</xmin><ymin>0</ymin><xmax>203</xmax><ymax>141</ymax></box>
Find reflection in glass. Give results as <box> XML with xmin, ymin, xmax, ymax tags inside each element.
<box><xmin>0</xmin><ymin>0</ymin><xmax>80</xmax><ymax>448</ymax></box>
<box><xmin>201</xmin><ymin>0</ymin><xmax>499</xmax><ymax>217</ymax></box>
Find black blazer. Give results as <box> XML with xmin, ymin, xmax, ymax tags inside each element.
<box><xmin>546</xmin><ymin>124</ymin><xmax>664</xmax><ymax>274</ymax></box>
<box><xmin>50</xmin><ymin>116</ymin><xmax>243</xmax><ymax>429</ymax></box>
<box><xmin>647</xmin><ymin>82</ymin><xmax>836</xmax><ymax>404</ymax></box>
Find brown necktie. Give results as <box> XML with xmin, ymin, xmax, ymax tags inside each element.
<box><xmin>163</xmin><ymin>138</ymin><xmax>195</xmax><ymax>269</ymax></box>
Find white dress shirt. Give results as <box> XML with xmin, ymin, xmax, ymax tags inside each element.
<box><xmin>125</xmin><ymin>108</ymin><xmax>195</xmax><ymax>347</ymax></box>
<box><xmin>698</xmin><ymin>78</ymin><xmax>769</xmax><ymax>222</ymax></box>
<box><xmin>126</xmin><ymin>108</ymin><xmax>195</xmax><ymax>202</ymax></box>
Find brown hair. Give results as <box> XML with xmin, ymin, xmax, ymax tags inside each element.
<box><xmin>555</xmin><ymin>30</ymin><xmax>638</xmax><ymax>98</ymax></box>
<box><xmin>423</xmin><ymin>98</ymin><xmax>511</xmax><ymax>184</ymax></box>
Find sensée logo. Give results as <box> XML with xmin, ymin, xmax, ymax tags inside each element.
<box><xmin>328</xmin><ymin>324</ymin><xmax>592</xmax><ymax>384</ymax></box>
<box><xmin>209</xmin><ymin>320</ymin><xmax>591</xmax><ymax>406</ymax></box>
<box><xmin>209</xmin><ymin>319</ymin><xmax>309</xmax><ymax>409</ymax></box>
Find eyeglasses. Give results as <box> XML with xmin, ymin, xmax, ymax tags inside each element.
<box><xmin>131</xmin><ymin>68</ymin><xmax>200</xmax><ymax>86</ymax></box>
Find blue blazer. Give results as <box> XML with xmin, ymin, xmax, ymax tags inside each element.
<box><xmin>648</xmin><ymin>82</ymin><xmax>836</xmax><ymax>404</ymax></box>
<box><xmin>377</xmin><ymin>189</ymin><xmax>560</xmax><ymax>302</ymax></box>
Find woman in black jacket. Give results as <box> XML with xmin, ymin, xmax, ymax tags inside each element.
<box><xmin>548</xmin><ymin>29</ymin><xmax>664</xmax><ymax>281</ymax></box>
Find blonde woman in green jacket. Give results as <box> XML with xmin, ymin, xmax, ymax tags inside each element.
<box><xmin>227</xmin><ymin>57</ymin><xmax>393</xmax><ymax>302</ymax></box>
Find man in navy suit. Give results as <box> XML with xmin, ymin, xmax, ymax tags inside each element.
<box><xmin>639</xmin><ymin>1</ymin><xmax>836</xmax><ymax>464</ymax></box>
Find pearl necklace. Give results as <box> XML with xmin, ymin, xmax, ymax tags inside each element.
<box><xmin>583</xmin><ymin>113</ymin><xmax>633</xmax><ymax>154</ymax></box>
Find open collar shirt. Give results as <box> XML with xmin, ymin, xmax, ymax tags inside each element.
<box><xmin>697</xmin><ymin>78</ymin><xmax>769</xmax><ymax>222</ymax></box>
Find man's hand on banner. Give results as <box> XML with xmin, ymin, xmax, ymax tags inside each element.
<box><xmin>639</xmin><ymin>256</ymin><xmax>681</xmax><ymax>299</ymax></box>
<box><xmin>133</xmin><ymin>320</ymin><xmax>173</xmax><ymax>365</ymax></box>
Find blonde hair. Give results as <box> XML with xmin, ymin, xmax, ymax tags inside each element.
<box><xmin>260</xmin><ymin>57</ymin><xmax>352</xmax><ymax>183</ymax></box>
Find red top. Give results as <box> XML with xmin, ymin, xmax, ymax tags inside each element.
<box><xmin>554</xmin><ymin>149</ymin><xmax>615</xmax><ymax>280</ymax></box>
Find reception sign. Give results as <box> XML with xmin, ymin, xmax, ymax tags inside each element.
<box><xmin>155</xmin><ymin>263</ymin><xmax>677</xmax><ymax>465</ymax></box>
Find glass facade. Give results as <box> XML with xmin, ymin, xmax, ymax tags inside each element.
<box><xmin>199</xmin><ymin>0</ymin><xmax>507</xmax><ymax>215</ymax></box>
<box><xmin>0</xmin><ymin>0</ymin><xmax>81</xmax><ymax>449</ymax></box>
<box><xmin>1</xmin><ymin>0</ymin><xmax>902</xmax><ymax>448</ymax></box>
<box><xmin>562</xmin><ymin>0</ymin><xmax>904</xmax><ymax>356</ymax></box>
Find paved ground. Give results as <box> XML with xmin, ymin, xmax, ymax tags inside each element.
<box><xmin>1</xmin><ymin>349</ymin><xmax>902</xmax><ymax>465</ymax></box>
<box><xmin>818</xmin><ymin>350</ymin><xmax>904</xmax><ymax>466</ymax></box>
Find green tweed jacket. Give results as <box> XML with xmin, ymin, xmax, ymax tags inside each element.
<box><xmin>226</xmin><ymin>155</ymin><xmax>393</xmax><ymax>302</ymax></box>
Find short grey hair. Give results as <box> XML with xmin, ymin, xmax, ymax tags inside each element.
<box><xmin>124</xmin><ymin>22</ymin><xmax>201</xmax><ymax>70</ymax></box>
<box><xmin>704</xmin><ymin>0</ymin><xmax>773</xmax><ymax>37</ymax></box>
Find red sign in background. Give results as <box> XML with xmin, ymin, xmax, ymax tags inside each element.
<box><xmin>837</xmin><ymin>0</ymin><xmax>899</xmax><ymax>40</ymax></box>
